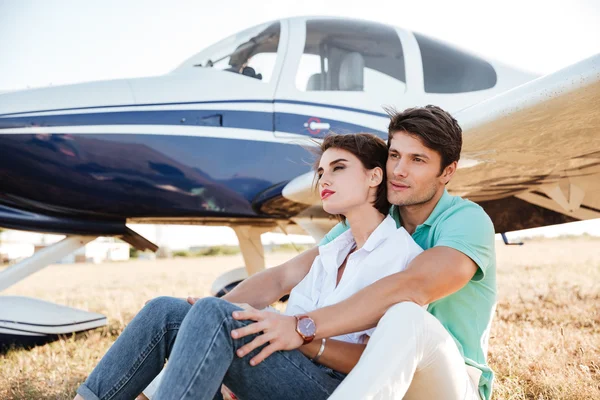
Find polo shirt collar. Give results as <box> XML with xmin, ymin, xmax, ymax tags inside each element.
<box><xmin>421</xmin><ymin>189</ymin><xmax>453</xmax><ymax>226</ymax></box>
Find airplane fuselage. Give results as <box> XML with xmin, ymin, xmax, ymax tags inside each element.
<box><xmin>0</xmin><ymin>16</ymin><xmax>535</xmax><ymax>233</ymax></box>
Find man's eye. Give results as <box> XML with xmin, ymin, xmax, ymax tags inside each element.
<box><xmin>389</xmin><ymin>153</ymin><xmax>399</xmax><ymax>159</ymax></box>
<box><xmin>414</xmin><ymin>158</ymin><xmax>423</xmax><ymax>163</ymax></box>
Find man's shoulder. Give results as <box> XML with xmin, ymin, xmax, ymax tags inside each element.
<box><xmin>432</xmin><ymin>195</ymin><xmax>495</xmax><ymax>246</ymax></box>
<box><xmin>440</xmin><ymin>194</ymin><xmax>493</xmax><ymax>226</ymax></box>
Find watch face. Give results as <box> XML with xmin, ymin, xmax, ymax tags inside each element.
<box><xmin>298</xmin><ymin>317</ymin><xmax>316</xmax><ymax>337</ymax></box>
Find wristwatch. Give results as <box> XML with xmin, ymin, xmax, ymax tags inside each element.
<box><xmin>294</xmin><ymin>315</ymin><xmax>316</xmax><ymax>344</ymax></box>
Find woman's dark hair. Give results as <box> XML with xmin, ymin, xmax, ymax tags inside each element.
<box><xmin>312</xmin><ymin>133</ymin><xmax>389</xmax><ymax>220</ymax></box>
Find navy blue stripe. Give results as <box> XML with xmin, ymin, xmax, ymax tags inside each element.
<box><xmin>0</xmin><ymin>109</ymin><xmax>386</xmax><ymax>137</ymax></box>
<box><xmin>0</xmin><ymin>110</ymin><xmax>270</xmax><ymax>132</ymax></box>
<box><xmin>0</xmin><ymin>99</ymin><xmax>388</xmax><ymax>118</ymax></box>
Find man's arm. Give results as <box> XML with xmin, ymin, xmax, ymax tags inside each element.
<box><xmin>229</xmin><ymin>246</ymin><xmax>479</xmax><ymax>366</ymax></box>
<box><xmin>220</xmin><ymin>247</ymin><xmax>319</xmax><ymax>309</ymax></box>
<box><xmin>307</xmin><ymin>246</ymin><xmax>478</xmax><ymax>339</ymax></box>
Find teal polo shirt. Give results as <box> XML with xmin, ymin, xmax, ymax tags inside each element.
<box><xmin>319</xmin><ymin>189</ymin><xmax>497</xmax><ymax>400</ymax></box>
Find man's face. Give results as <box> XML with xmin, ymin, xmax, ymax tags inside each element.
<box><xmin>386</xmin><ymin>131</ymin><xmax>446</xmax><ymax>207</ymax></box>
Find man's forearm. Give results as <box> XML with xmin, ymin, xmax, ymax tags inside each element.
<box><xmin>307</xmin><ymin>270</ymin><xmax>420</xmax><ymax>339</ymax></box>
<box><xmin>306</xmin><ymin>246</ymin><xmax>478</xmax><ymax>339</ymax></box>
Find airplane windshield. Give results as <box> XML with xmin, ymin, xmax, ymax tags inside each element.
<box><xmin>187</xmin><ymin>22</ymin><xmax>281</xmax><ymax>83</ymax></box>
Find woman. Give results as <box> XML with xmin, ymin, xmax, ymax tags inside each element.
<box><xmin>75</xmin><ymin>133</ymin><xmax>423</xmax><ymax>400</ymax></box>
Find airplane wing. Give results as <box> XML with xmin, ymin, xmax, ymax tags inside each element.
<box><xmin>276</xmin><ymin>54</ymin><xmax>600</xmax><ymax>233</ymax></box>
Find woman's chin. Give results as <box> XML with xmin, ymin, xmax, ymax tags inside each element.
<box><xmin>323</xmin><ymin>204</ymin><xmax>345</xmax><ymax>216</ymax></box>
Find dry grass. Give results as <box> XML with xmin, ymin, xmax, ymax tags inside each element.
<box><xmin>1</xmin><ymin>240</ymin><xmax>599</xmax><ymax>399</ymax></box>
<box><xmin>490</xmin><ymin>239</ymin><xmax>600</xmax><ymax>399</ymax></box>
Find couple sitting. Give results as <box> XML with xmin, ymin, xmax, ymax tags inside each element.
<box><xmin>75</xmin><ymin>105</ymin><xmax>496</xmax><ymax>400</ymax></box>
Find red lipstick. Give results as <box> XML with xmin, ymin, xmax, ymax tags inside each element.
<box><xmin>321</xmin><ymin>189</ymin><xmax>335</xmax><ymax>200</ymax></box>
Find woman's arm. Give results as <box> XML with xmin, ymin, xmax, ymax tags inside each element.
<box><xmin>298</xmin><ymin>337</ymin><xmax>368</xmax><ymax>375</ymax></box>
<box><xmin>188</xmin><ymin>247</ymin><xmax>319</xmax><ymax>309</ymax></box>
<box><xmin>223</xmin><ymin>247</ymin><xmax>319</xmax><ymax>309</ymax></box>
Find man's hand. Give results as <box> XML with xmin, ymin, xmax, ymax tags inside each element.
<box><xmin>231</xmin><ymin>309</ymin><xmax>303</xmax><ymax>366</ymax></box>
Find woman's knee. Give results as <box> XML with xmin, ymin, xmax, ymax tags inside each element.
<box><xmin>183</xmin><ymin>297</ymin><xmax>247</xmax><ymax>329</ymax></box>
<box><xmin>140</xmin><ymin>296</ymin><xmax>191</xmax><ymax>324</ymax></box>
<box><xmin>190</xmin><ymin>296</ymin><xmax>238</xmax><ymax>317</ymax></box>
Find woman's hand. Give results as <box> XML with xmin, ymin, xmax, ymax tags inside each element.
<box><xmin>231</xmin><ymin>309</ymin><xmax>303</xmax><ymax>366</ymax></box>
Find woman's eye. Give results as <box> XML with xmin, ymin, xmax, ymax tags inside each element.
<box><xmin>333</xmin><ymin>166</ymin><xmax>344</xmax><ymax>171</ymax></box>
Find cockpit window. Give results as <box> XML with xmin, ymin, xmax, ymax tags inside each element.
<box><xmin>414</xmin><ymin>33</ymin><xmax>497</xmax><ymax>93</ymax></box>
<box><xmin>192</xmin><ymin>22</ymin><xmax>280</xmax><ymax>83</ymax></box>
<box><xmin>296</xmin><ymin>19</ymin><xmax>406</xmax><ymax>94</ymax></box>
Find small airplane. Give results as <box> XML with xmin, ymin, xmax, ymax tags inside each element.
<box><xmin>0</xmin><ymin>16</ymin><xmax>598</xmax><ymax>347</ymax></box>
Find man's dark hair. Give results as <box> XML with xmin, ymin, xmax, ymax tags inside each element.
<box><xmin>386</xmin><ymin>105</ymin><xmax>462</xmax><ymax>173</ymax></box>
<box><xmin>313</xmin><ymin>133</ymin><xmax>390</xmax><ymax>219</ymax></box>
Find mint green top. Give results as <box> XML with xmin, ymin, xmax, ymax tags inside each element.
<box><xmin>319</xmin><ymin>189</ymin><xmax>497</xmax><ymax>400</ymax></box>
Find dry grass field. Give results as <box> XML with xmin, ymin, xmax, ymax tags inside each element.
<box><xmin>1</xmin><ymin>238</ymin><xmax>599</xmax><ymax>399</ymax></box>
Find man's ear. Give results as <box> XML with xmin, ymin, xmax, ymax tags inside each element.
<box><xmin>370</xmin><ymin>167</ymin><xmax>383</xmax><ymax>187</ymax></box>
<box><xmin>441</xmin><ymin>161</ymin><xmax>457</xmax><ymax>184</ymax></box>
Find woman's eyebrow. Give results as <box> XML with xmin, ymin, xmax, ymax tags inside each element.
<box><xmin>329</xmin><ymin>158</ymin><xmax>348</xmax><ymax>166</ymax></box>
<box><xmin>318</xmin><ymin>158</ymin><xmax>348</xmax><ymax>172</ymax></box>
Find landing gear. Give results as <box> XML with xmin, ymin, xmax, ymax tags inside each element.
<box><xmin>210</xmin><ymin>226</ymin><xmax>271</xmax><ymax>297</ymax></box>
<box><xmin>501</xmin><ymin>232</ymin><xmax>524</xmax><ymax>246</ymax></box>
<box><xmin>0</xmin><ymin>236</ymin><xmax>106</xmax><ymax>347</ymax></box>
<box><xmin>0</xmin><ymin>230</ymin><xmax>156</xmax><ymax>348</ymax></box>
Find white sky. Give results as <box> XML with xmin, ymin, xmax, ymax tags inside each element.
<box><xmin>0</xmin><ymin>0</ymin><xmax>599</xmax><ymax>248</ymax></box>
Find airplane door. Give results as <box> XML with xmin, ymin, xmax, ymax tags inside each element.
<box><xmin>273</xmin><ymin>17</ymin><xmax>416</xmax><ymax>140</ymax></box>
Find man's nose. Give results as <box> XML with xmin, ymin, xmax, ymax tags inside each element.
<box><xmin>392</xmin><ymin>161</ymin><xmax>408</xmax><ymax>177</ymax></box>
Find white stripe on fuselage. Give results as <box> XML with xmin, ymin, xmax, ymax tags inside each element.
<box><xmin>0</xmin><ymin>102</ymin><xmax>274</xmax><ymax>118</ymax></box>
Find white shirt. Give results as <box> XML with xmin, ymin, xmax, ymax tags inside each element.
<box><xmin>285</xmin><ymin>215</ymin><xmax>423</xmax><ymax>344</ymax></box>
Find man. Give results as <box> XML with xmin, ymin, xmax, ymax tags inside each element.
<box><xmin>135</xmin><ymin>105</ymin><xmax>496</xmax><ymax>400</ymax></box>
<box><xmin>215</xmin><ymin>105</ymin><xmax>496</xmax><ymax>400</ymax></box>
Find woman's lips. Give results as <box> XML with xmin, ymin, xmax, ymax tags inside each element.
<box><xmin>321</xmin><ymin>189</ymin><xmax>335</xmax><ymax>200</ymax></box>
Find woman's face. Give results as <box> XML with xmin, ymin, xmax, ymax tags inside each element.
<box><xmin>317</xmin><ymin>148</ymin><xmax>381</xmax><ymax>216</ymax></box>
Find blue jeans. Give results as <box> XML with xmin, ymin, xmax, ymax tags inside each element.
<box><xmin>78</xmin><ymin>296</ymin><xmax>345</xmax><ymax>400</ymax></box>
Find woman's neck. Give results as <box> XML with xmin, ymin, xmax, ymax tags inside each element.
<box><xmin>345</xmin><ymin>205</ymin><xmax>386</xmax><ymax>250</ymax></box>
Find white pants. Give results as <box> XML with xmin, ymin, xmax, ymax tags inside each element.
<box><xmin>328</xmin><ymin>302</ymin><xmax>481</xmax><ymax>400</ymax></box>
